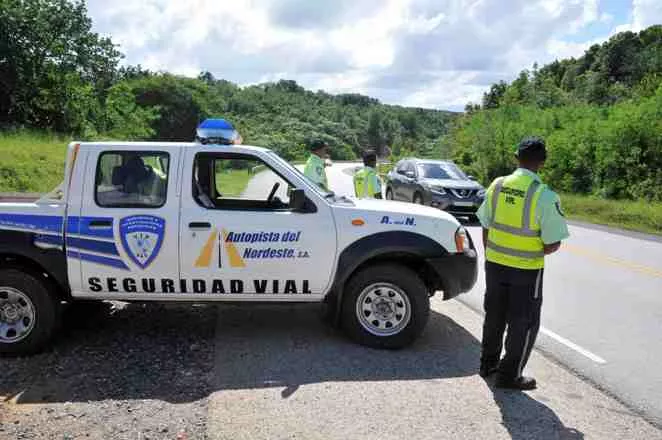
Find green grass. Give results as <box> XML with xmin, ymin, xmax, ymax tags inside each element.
<box><xmin>0</xmin><ymin>131</ymin><xmax>70</xmax><ymax>193</ymax></box>
<box><xmin>215</xmin><ymin>169</ymin><xmax>252</xmax><ymax>196</ymax></box>
<box><xmin>561</xmin><ymin>193</ymin><xmax>662</xmax><ymax>235</ymax></box>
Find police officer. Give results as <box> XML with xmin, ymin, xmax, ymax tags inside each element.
<box><xmin>353</xmin><ymin>149</ymin><xmax>383</xmax><ymax>199</ymax></box>
<box><xmin>304</xmin><ymin>139</ymin><xmax>330</xmax><ymax>191</ymax></box>
<box><xmin>476</xmin><ymin>136</ymin><xmax>569</xmax><ymax>390</ymax></box>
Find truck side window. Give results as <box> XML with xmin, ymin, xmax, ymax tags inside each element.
<box><xmin>193</xmin><ymin>153</ymin><xmax>294</xmax><ymax>210</ymax></box>
<box><xmin>95</xmin><ymin>151</ymin><xmax>170</xmax><ymax>208</ymax></box>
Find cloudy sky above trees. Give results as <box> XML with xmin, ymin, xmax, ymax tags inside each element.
<box><xmin>87</xmin><ymin>0</ymin><xmax>662</xmax><ymax>111</ymax></box>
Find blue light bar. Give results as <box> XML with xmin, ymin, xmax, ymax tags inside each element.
<box><xmin>196</xmin><ymin>118</ymin><xmax>239</xmax><ymax>145</ymax></box>
<box><xmin>198</xmin><ymin>118</ymin><xmax>234</xmax><ymax>130</ymax></box>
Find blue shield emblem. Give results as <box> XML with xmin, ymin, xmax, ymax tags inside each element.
<box><xmin>119</xmin><ymin>215</ymin><xmax>166</xmax><ymax>269</ymax></box>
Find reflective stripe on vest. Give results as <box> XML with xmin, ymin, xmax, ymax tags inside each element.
<box><xmin>486</xmin><ymin>173</ymin><xmax>545</xmax><ymax>269</ymax></box>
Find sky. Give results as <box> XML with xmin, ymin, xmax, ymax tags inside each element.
<box><xmin>86</xmin><ymin>0</ymin><xmax>662</xmax><ymax>111</ymax></box>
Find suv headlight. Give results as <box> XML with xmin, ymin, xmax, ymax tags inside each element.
<box><xmin>428</xmin><ymin>184</ymin><xmax>447</xmax><ymax>195</ymax></box>
<box><xmin>477</xmin><ymin>188</ymin><xmax>486</xmax><ymax>198</ymax></box>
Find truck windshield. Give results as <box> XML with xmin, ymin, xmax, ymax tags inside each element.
<box><xmin>266</xmin><ymin>151</ymin><xmax>333</xmax><ymax>198</ymax></box>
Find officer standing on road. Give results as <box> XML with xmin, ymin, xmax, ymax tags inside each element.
<box><xmin>304</xmin><ymin>139</ymin><xmax>330</xmax><ymax>191</ymax></box>
<box><xmin>353</xmin><ymin>149</ymin><xmax>383</xmax><ymax>199</ymax></box>
<box><xmin>476</xmin><ymin>136</ymin><xmax>569</xmax><ymax>390</ymax></box>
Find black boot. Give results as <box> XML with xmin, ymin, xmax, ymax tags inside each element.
<box><xmin>495</xmin><ymin>375</ymin><xmax>537</xmax><ymax>390</ymax></box>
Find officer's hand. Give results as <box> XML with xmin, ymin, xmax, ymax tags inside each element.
<box><xmin>544</xmin><ymin>242</ymin><xmax>561</xmax><ymax>255</ymax></box>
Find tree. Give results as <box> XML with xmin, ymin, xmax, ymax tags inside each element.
<box><xmin>0</xmin><ymin>0</ymin><xmax>121</xmax><ymax>131</ymax></box>
<box><xmin>482</xmin><ymin>81</ymin><xmax>507</xmax><ymax>109</ymax></box>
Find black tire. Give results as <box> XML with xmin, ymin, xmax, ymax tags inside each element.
<box><xmin>0</xmin><ymin>268</ymin><xmax>60</xmax><ymax>356</ymax></box>
<box><xmin>413</xmin><ymin>192</ymin><xmax>424</xmax><ymax>205</ymax></box>
<box><xmin>386</xmin><ymin>187</ymin><xmax>394</xmax><ymax>200</ymax></box>
<box><xmin>341</xmin><ymin>264</ymin><xmax>429</xmax><ymax>349</ymax></box>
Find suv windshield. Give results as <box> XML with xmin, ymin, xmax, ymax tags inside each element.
<box><xmin>417</xmin><ymin>162</ymin><xmax>467</xmax><ymax>180</ymax></box>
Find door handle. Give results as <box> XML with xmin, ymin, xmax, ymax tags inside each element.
<box><xmin>88</xmin><ymin>220</ymin><xmax>112</xmax><ymax>229</ymax></box>
<box><xmin>189</xmin><ymin>222</ymin><xmax>211</xmax><ymax>230</ymax></box>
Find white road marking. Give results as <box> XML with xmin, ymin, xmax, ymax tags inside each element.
<box><xmin>457</xmin><ymin>299</ymin><xmax>607</xmax><ymax>365</ymax></box>
<box><xmin>539</xmin><ymin>327</ymin><xmax>607</xmax><ymax>364</ymax></box>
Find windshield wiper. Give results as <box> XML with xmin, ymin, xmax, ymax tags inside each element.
<box><xmin>324</xmin><ymin>191</ymin><xmax>336</xmax><ymax>198</ymax></box>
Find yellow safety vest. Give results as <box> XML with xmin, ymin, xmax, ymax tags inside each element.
<box><xmin>486</xmin><ymin>172</ymin><xmax>545</xmax><ymax>270</ymax></box>
<box><xmin>353</xmin><ymin>167</ymin><xmax>378</xmax><ymax>198</ymax></box>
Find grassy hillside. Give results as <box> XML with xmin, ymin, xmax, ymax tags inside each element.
<box><xmin>0</xmin><ymin>132</ymin><xmax>69</xmax><ymax>193</ymax></box>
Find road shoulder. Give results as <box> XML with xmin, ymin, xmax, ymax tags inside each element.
<box><xmin>207</xmin><ymin>299</ymin><xmax>661</xmax><ymax>440</ymax></box>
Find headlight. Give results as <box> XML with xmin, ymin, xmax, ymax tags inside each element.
<box><xmin>477</xmin><ymin>188</ymin><xmax>486</xmax><ymax>198</ymax></box>
<box><xmin>455</xmin><ymin>226</ymin><xmax>472</xmax><ymax>253</ymax></box>
<box><xmin>428</xmin><ymin>185</ymin><xmax>447</xmax><ymax>195</ymax></box>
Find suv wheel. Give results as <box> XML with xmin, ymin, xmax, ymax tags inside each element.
<box><xmin>413</xmin><ymin>193</ymin><xmax>424</xmax><ymax>205</ymax></box>
<box><xmin>341</xmin><ymin>264</ymin><xmax>430</xmax><ymax>349</ymax></box>
<box><xmin>0</xmin><ymin>268</ymin><xmax>60</xmax><ymax>356</ymax></box>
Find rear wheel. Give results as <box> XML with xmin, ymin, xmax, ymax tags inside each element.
<box><xmin>386</xmin><ymin>188</ymin><xmax>394</xmax><ymax>200</ymax></box>
<box><xmin>413</xmin><ymin>193</ymin><xmax>424</xmax><ymax>205</ymax></box>
<box><xmin>341</xmin><ymin>264</ymin><xmax>429</xmax><ymax>349</ymax></box>
<box><xmin>0</xmin><ymin>268</ymin><xmax>60</xmax><ymax>356</ymax></box>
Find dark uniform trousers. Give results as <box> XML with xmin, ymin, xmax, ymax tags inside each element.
<box><xmin>481</xmin><ymin>261</ymin><xmax>543</xmax><ymax>379</ymax></box>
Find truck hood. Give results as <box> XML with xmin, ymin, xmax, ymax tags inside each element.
<box><xmin>338</xmin><ymin>197</ymin><xmax>459</xmax><ymax>223</ymax></box>
<box><xmin>421</xmin><ymin>178</ymin><xmax>483</xmax><ymax>190</ymax></box>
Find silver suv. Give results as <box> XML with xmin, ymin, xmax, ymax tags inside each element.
<box><xmin>385</xmin><ymin>159</ymin><xmax>486</xmax><ymax>219</ymax></box>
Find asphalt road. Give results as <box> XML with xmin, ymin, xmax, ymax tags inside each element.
<box><xmin>324</xmin><ymin>161</ymin><xmax>662</xmax><ymax>426</ymax></box>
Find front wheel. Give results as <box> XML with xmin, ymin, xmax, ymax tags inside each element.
<box><xmin>413</xmin><ymin>193</ymin><xmax>424</xmax><ymax>205</ymax></box>
<box><xmin>0</xmin><ymin>268</ymin><xmax>60</xmax><ymax>356</ymax></box>
<box><xmin>341</xmin><ymin>264</ymin><xmax>430</xmax><ymax>349</ymax></box>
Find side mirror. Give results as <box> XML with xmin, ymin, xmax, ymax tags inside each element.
<box><xmin>290</xmin><ymin>188</ymin><xmax>307</xmax><ymax>211</ymax></box>
<box><xmin>405</xmin><ymin>171</ymin><xmax>416</xmax><ymax>179</ymax></box>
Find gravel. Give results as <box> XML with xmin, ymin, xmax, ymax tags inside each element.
<box><xmin>0</xmin><ymin>301</ymin><xmax>217</xmax><ymax>439</ymax></box>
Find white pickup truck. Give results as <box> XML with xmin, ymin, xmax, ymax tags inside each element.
<box><xmin>0</xmin><ymin>141</ymin><xmax>477</xmax><ymax>355</ymax></box>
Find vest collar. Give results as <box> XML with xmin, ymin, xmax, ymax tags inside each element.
<box><xmin>514</xmin><ymin>168</ymin><xmax>541</xmax><ymax>183</ymax></box>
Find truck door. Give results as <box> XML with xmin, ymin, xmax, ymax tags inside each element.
<box><xmin>71</xmin><ymin>145</ymin><xmax>181</xmax><ymax>297</ymax></box>
<box><xmin>179</xmin><ymin>149</ymin><xmax>336</xmax><ymax>300</ymax></box>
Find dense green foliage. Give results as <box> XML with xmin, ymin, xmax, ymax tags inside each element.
<box><xmin>450</xmin><ymin>25</ymin><xmax>662</xmax><ymax>201</ymax></box>
<box><xmin>0</xmin><ymin>0</ymin><xmax>455</xmax><ymax>162</ymax></box>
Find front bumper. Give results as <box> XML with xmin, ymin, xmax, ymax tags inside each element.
<box><xmin>425</xmin><ymin>231</ymin><xmax>478</xmax><ymax>300</ymax></box>
<box><xmin>428</xmin><ymin>193</ymin><xmax>484</xmax><ymax>215</ymax></box>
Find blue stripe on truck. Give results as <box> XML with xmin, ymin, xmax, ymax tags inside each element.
<box><xmin>66</xmin><ymin>216</ymin><xmax>115</xmax><ymax>239</ymax></box>
<box><xmin>67</xmin><ymin>250</ymin><xmax>129</xmax><ymax>270</ymax></box>
<box><xmin>0</xmin><ymin>214</ymin><xmax>63</xmax><ymax>233</ymax></box>
<box><xmin>0</xmin><ymin>214</ymin><xmax>115</xmax><ymax>239</ymax></box>
<box><xmin>66</xmin><ymin>236</ymin><xmax>119</xmax><ymax>256</ymax></box>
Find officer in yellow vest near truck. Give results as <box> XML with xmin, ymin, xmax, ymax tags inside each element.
<box><xmin>353</xmin><ymin>150</ymin><xmax>383</xmax><ymax>199</ymax></box>
<box><xmin>304</xmin><ymin>139</ymin><xmax>330</xmax><ymax>191</ymax></box>
<box><xmin>476</xmin><ymin>136</ymin><xmax>569</xmax><ymax>390</ymax></box>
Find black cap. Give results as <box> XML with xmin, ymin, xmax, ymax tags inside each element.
<box><xmin>309</xmin><ymin>139</ymin><xmax>328</xmax><ymax>152</ymax></box>
<box><xmin>362</xmin><ymin>149</ymin><xmax>377</xmax><ymax>166</ymax></box>
<box><xmin>516</xmin><ymin>136</ymin><xmax>547</xmax><ymax>161</ymax></box>
<box><xmin>362</xmin><ymin>149</ymin><xmax>377</xmax><ymax>161</ymax></box>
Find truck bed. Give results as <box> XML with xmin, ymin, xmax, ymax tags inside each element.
<box><xmin>0</xmin><ymin>193</ymin><xmax>42</xmax><ymax>203</ymax></box>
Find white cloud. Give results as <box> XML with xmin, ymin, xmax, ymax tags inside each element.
<box><xmin>631</xmin><ymin>0</ymin><xmax>662</xmax><ymax>31</ymax></box>
<box><xmin>86</xmin><ymin>0</ymin><xmax>631</xmax><ymax>111</ymax></box>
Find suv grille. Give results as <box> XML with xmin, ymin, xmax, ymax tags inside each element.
<box><xmin>449</xmin><ymin>188</ymin><xmax>476</xmax><ymax>199</ymax></box>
